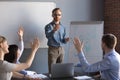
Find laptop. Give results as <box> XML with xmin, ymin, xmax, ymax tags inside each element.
<box><xmin>51</xmin><ymin>63</ymin><xmax>74</xmax><ymax>78</ymax></box>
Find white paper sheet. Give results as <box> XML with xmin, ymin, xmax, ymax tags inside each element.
<box><xmin>74</xmin><ymin>75</ymin><xmax>93</xmax><ymax>80</ymax></box>
<box><xmin>29</xmin><ymin>74</ymin><xmax>47</xmax><ymax>78</ymax></box>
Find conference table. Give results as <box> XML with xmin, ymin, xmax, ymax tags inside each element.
<box><xmin>12</xmin><ymin>73</ymin><xmax>100</xmax><ymax>80</ymax></box>
<box><xmin>42</xmin><ymin>72</ymin><xmax>100</xmax><ymax>80</ymax></box>
<box><xmin>12</xmin><ymin>70</ymin><xmax>100</xmax><ymax>80</ymax></box>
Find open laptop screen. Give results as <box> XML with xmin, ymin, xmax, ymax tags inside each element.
<box><xmin>51</xmin><ymin>63</ymin><xmax>74</xmax><ymax>78</ymax></box>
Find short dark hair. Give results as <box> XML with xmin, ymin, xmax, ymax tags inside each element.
<box><xmin>102</xmin><ymin>34</ymin><xmax>117</xmax><ymax>49</ymax></box>
<box><xmin>52</xmin><ymin>8</ymin><xmax>61</xmax><ymax>14</ymax></box>
<box><xmin>4</xmin><ymin>44</ymin><xmax>18</xmax><ymax>63</ymax></box>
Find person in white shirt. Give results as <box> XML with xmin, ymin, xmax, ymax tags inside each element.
<box><xmin>0</xmin><ymin>31</ymin><xmax>40</xmax><ymax>80</ymax></box>
<box><xmin>4</xmin><ymin>27</ymin><xmax>41</xmax><ymax>80</ymax></box>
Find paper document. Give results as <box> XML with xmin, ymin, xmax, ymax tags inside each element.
<box><xmin>25</xmin><ymin>71</ymin><xmax>47</xmax><ymax>78</ymax></box>
<box><xmin>74</xmin><ymin>75</ymin><xmax>93</xmax><ymax>80</ymax></box>
<box><xmin>29</xmin><ymin>73</ymin><xmax>47</xmax><ymax>78</ymax></box>
<box><xmin>26</xmin><ymin>71</ymin><xmax>36</xmax><ymax>75</ymax></box>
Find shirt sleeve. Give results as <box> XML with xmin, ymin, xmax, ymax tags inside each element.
<box><xmin>45</xmin><ymin>25</ymin><xmax>54</xmax><ymax>39</ymax></box>
<box><xmin>62</xmin><ymin>27</ymin><xmax>67</xmax><ymax>44</ymax></box>
<box><xmin>17</xmin><ymin>40</ymin><xmax>24</xmax><ymax>62</ymax></box>
<box><xmin>2</xmin><ymin>61</ymin><xmax>16</xmax><ymax>72</ymax></box>
<box><xmin>78</xmin><ymin>51</ymin><xmax>111</xmax><ymax>72</ymax></box>
<box><xmin>77</xmin><ymin>51</ymin><xmax>90</xmax><ymax>70</ymax></box>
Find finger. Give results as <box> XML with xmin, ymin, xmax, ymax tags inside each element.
<box><xmin>35</xmin><ymin>37</ymin><xmax>39</xmax><ymax>43</ymax></box>
<box><xmin>20</xmin><ymin>26</ymin><xmax>24</xmax><ymax>32</ymax></box>
<box><xmin>73</xmin><ymin>38</ymin><xmax>76</xmax><ymax>44</ymax></box>
<box><xmin>34</xmin><ymin>37</ymin><xmax>40</xmax><ymax>46</ymax></box>
<box><xmin>81</xmin><ymin>41</ymin><xmax>84</xmax><ymax>48</ymax></box>
<box><xmin>76</xmin><ymin>37</ymin><xmax>81</xmax><ymax>45</ymax></box>
<box><xmin>73</xmin><ymin>37</ymin><xmax>78</xmax><ymax>44</ymax></box>
<box><xmin>31</xmin><ymin>41</ymin><xmax>33</xmax><ymax>46</ymax></box>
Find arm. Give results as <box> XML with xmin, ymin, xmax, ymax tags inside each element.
<box><xmin>78</xmin><ymin>52</ymin><xmax>110</xmax><ymax>72</ymax></box>
<box><xmin>12</xmin><ymin>38</ymin><xmax>40</xmax><ymax>72</ymax></box>
<box><xmin>12</xmin><ymin>72</ymin><xmax>26</xmax><ymax>78</ymax></box>
<box><xmin>45</xmin><ymin>23</ymin><xmax>62</xmax><ymax>39</ymax></box>
<box><xmin>45</xmin><ymin>25</ymin><xmax>55</xmax><ymax>39</ymax></box>
<box><xmin>12</xmin><ymin>72</ymin><xmax>41</xmax><ymax>80</ymax></box>
<box><xmin>62</xmin><ymin>26</ymin><xmax>69</xmax><ymax>43</ymax></box>
<box><xmin>17</xmin><ymin>27</ymin><xmax>24</xmax><ymax>61</ymax></box>
<box><xmin>73</xmin><ymin>37</ymin><xmax>110</xmax><ymax>72</ymax></box>
<box><xmin>73</xmin><ymin>37</ymin><xmax>89</xmax><ymax>70</ymax></box>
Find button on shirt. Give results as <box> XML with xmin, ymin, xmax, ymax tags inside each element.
<box><xmin>45</xmin><ymin>22</ymin><xmax>67</xmax><ymax>47</ymax></box>
<box><xmin>77</xmin><ymin>49</ymin><xmax>120</xmax><ymax>80</ymax></box>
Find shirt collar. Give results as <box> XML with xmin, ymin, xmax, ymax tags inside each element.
<box><xmin>51</xmin><ymin>21</ymin><xmax>61</xmax><ymax>25</ymax></box>
<box><xmin>104</xmin><ymin>49</ymin><xmax>115</xmax><ymax>58</ymax></box>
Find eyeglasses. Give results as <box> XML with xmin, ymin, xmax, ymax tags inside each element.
<box><xmin>53</xmin><ymin>14</ymin><xmax>61</xmax><ymax>16</ymax></box>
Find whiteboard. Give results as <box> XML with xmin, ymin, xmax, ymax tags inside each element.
<box><xmin>68</xmin><ymin>21</ymin><xmax>103</xmax><ymax>64</ymax></box>
<box><xmin>0</xmin><ymin>2</ymin><xmax>56</xmax><ymax>48</ymax></box>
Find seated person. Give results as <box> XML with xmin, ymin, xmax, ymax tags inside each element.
<box><xmin>0</xmin><ymin>35</ymin><xmax>40</xmax><ymax>80</ymax></box>
<box><xmin>73</xmin><ymin>34</ymin><xmax>120</xmax><ymax>80</ymax></box>
<box><xmin>4</xmin><ymin>27</ymin><xmax>40</xmax><ymax>79</ymax></box>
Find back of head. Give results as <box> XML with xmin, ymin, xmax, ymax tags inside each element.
<box><xmin>4</xmin><ymin>44</ymin><xmax>18</xmax><ymax>63</ymax></box>
<box><xmin>102</xmin><ymin>34</ymin><xmax>117</xmax><ymax>49</ymax></box>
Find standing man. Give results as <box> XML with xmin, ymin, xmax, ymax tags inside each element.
<box><xmin>73</xmin><ymin>34</ymin><xmax>120</xmax><ymax>80</ymax></box>
<box><xmin>45</xmin><ymin>8</ymin><xmax>69</xmax><ymax>73</ymax></box>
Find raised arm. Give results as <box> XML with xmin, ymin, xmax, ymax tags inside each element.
<box><xmin>18</xmin><ymin>26</ymin><xmax>24</xmax><ymax>42</ymax></box>
<box><xmin>73</xmin><ymin>37</ymin><xmax>89</xmax><ymax>69</ymax></box>
<box><xmin>73</xmin><ymin>37</ymin><xmax>84</xmax><ymax>53</ymax></box>
<box><xmin>17</xmin><ymin>26</ymin><xmax>24</xmax><ymax>61</ymax></box>
<box><xmin>73</xmin><ymin>37</ymin><xmax>110</xmax><ymax>72</ymax></box>
<box><xmin>12</xmin><ymin>37</ymin><xmax>40</xmax><ymax>72</ymax></box>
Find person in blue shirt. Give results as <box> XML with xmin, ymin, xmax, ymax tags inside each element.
<box><xmin>73</xmin><ymin>34</ymin><xmax>120</xmax><ymax>80</ymax></box>
<box><xmin>45</xmin><ymin>8</ymin><xmax>69</xmax><ymax>73</ymax></box>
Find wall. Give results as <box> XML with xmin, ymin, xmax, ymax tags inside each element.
<box><xmin>104</xmin><ymin>0</ymin><xmax>120</xmax><ymax>53</ymax></box>
<box><xmin>0</xmin><ymin>0</ymin><xmax>104</xmax><ymax>73</ymax></box>
<box><xmin>0</xmin><ymin>2</ymin><xmax>55</xmax><ymax>48</ymax></box>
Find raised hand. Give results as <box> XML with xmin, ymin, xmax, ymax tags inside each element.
<box><xmin>18</xmin><ymin>26</ymin><xmax>24</xmax><ymax>40</ymax></box>
<box><xmin>53</xmin><ymin>24</ymin><xmax>60</xmax><ymax>31</ymax></box>
<box><xmin>73</xmin><ymin>37</ymin><xmax>84</xmax><ymax>53</ymax></box>
<box><xmin>31</xmin><ymin>37</ymin><xmax>40</xmax><ymax>52</ymax></box>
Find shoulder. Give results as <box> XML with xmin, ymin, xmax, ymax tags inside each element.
<box><xmin>0</xmin><ymin>60</ymin><xmax>6</xmax><ymax>65</ymax></box>
<box><xmin>45</xmin><ymin>22</ymin><xmax>53</xmax><ymax>28</ymax></box>
<box><xmin>0</xmin><ymin>60</ymin><xmax>14</xmax><ymax>67</ymax></box>
<box><xmin>106</xmin><ymin>52</ymin><xmax>120</xmax><ymax>64</ymax></box>
<box><xmin>0</xmin><ymin>60</ymin><xmax>16</xmax><ymax>72</ymax></box>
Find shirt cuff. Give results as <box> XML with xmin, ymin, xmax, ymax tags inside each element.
<box><xmin>77</xmin><ymin>51</ymin><xmax>85</xmax><ymax>59</ymax></box>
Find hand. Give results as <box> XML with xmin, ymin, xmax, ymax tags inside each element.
<box><xmin>18</xmin><ymin>26</ymin><xmax>24</xmax><ymax>40</ymax></box>
<box><xmin>73</xmin><ymin>37</ymin><xmax>84</xmax><ymax>53</ymax></box>
<box><xmin>65</xmin><ymin>37</ymin><xmax>70</xmax><ymax>42</ymax></box>
<box><xmin>31</xmin><ymin>37</ymin><xmax>40</xmax><ymax>51</ymax></box>
<box><xmin>53</xmin><ymin>24</ymin><xmax>60</xmax><ymax>31</ymax></box>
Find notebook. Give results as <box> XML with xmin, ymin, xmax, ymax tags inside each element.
<box><xmin>51</xmin><ymin>63</ymin><xmax>74</xmax><ymax>78</ymax></box>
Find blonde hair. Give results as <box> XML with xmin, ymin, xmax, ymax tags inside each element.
<box><xmin>0</xmin><ymin>36</ymin><xmax>6</xmax><ymax>43</ymax></box>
